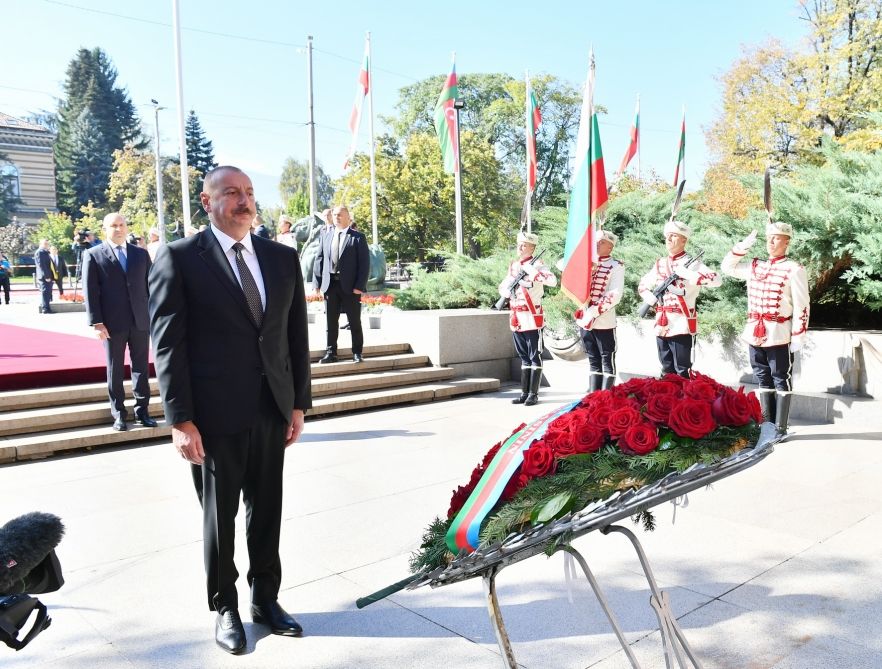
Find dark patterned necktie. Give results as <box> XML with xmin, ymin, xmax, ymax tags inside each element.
<box><xmin>232</xmin><ymin>242</ymin><xmax>263</xmax><ymax>327</ymax></box>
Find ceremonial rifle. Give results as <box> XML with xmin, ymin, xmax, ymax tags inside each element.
<box><xmin>493</xmin><ymin>249</ymin><xmax>546</xmax><ymax>311</ymax></box>
<box><xmin>637</xmin><ymin>249</ymin><xmax>705</xmax><ymax>318</ymax></box>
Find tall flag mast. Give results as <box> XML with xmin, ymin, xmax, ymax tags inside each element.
<box><xmin>434</xmin><ymin>54</ymin><xmax>463</xmax><ymax>253</ymax></box>
<box><xmin>616</xmin><ymin>94</ymin><xmax>640</xmax><ymax>180</ymax></box>
<box><xmin>560</xmin><ymin>49</ymin><xmax>608</xmax><ymax>306</ymax></box>
<box><xmin>525</xmin><ymin>71</ymin><xmax>542</xmax><ymax>233</ymax></box>
<box><xmin>673</xmin><ymin>105</ymin><xmax>686</xmax><ymax>186</ymax></box>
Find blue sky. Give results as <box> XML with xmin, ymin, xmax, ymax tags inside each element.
<box><xmin>3</xmin><ymin>0</ymin><xmax>809</xmax><ymax>208</ymax></box>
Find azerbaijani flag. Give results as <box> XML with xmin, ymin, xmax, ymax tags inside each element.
<box><xmin>673</xmin><ymin>107</ymin><xmax>686</xmax><ymax>186</ymax></box>
<box><xmin>561</xmin><ymin>50</ymin><xmax>608</xmax><ymax>306</ymax></box>
<box><xmin>617</xmin><ymin>95</ymin><xmax>639</xmax><ymax>176</ymax></box>
<box><xmin>526</xmin><ymin>77</ymin><xmax>542</xmax><ymax>192</ymax></box>
<box><xmin>433</xmin><ymin>59</ymin><xmax>459</xmax><ymax>174</ymax></box>
<box><xmin>343</xmin><ymin>41</ymin><xmax>370</xmax><ymax>170</ymax></box>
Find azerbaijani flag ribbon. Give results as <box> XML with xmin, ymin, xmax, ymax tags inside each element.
<box><xmin>560</xmin><ymin>50</ymin><xmax>608</xmax><ymax>306</ymax></box>
<box><xmin>526</xmin><ymin>78</ymin><xmax>542</xmax><ymax>192</ymax></box>
<box><xmin>433</xmin><ymin>59</ymin><xmax>460</xmax><ymax>174</ymax></box>
<box><xmin>446</xmin><ymin>402</ymin><xmax>579</xmax><ymax>554</ymax></box>
<box><xmin>617</xmin><ymin>95</ymin><xmax>639</xmax><ymax>176</ymax></box>
<box><xmin>343</xmin><ymin>41</ymin><xmax>370</xmax><ymax>170</ymax></box>
<box><xmin>673</xmin><ymin>107</ymin><xmax>686</xmax><ymax>186</ymax></box>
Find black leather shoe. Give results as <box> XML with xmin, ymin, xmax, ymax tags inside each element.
<box><xmin>251</xmin><ymin>601</ymin><xmax>303</xmax><ymax>637</ymax></box>
<box><xmin>112</xmin><ymin>417</ymin><xmax>128</xmax><ymax>431</ymax></box>
<box><xmin>319</xmin><ymin>351</ymin><xmax>337</xmax><ymax>364</ymax></box>
<box><xmin>215</xmin><ymin>609</ymin><xmax>246</xmax><ymax>654</ymax></box>
<box><xmin>352</xmin><ymin>353</ymin><xmax>363</xmax><ymax>363</ymax></box>
<box><xmin>135</xmin><ymin>413</ymin><xmax>158</xmax><ymax>428</ymax></box>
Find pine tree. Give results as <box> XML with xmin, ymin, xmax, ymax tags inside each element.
<box><xmin>180</xmin><ymin>109</ymin><xmax>217</xmax><ymax>217</ymax></box>
<box><xmin>62</xmin><ymin>109</ymin><xmax>113</xmax><ymax>211</ymax></box>
<box><xmin>54</xmin><ymin>47</ymin><xmax>143</xmax><ymax>213</ymax></box>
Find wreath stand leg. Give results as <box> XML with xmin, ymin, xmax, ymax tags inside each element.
<box><xmin>483</xmin><ymin>566</ymin><xmax>518</xmax><ymax>669</ymax></box>
<box><xmin>602</xmin><ymin>524</ymin><xmax>703</xmax><ymax>669</ymax></box>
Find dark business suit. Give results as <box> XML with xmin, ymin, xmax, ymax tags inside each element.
<box><xmin>82</xmin><ymin>242</ymin><xmax>152</xmax><ymax>421</ymax></box>
<box><xmin>312</xmin><ymin>226</ymin><xmax>370</xmax><ymax>355</ymax></box>
<box><xmin>149</xmin><ymin>228</ymin><xmax>312</xmax><ymax>611</ymax></box>
<box><xmin>34</xmin><ymin>247</ymin><xmax>54</xmax><ymax>312</ymax></box>
<box><xmin>51</xmin><ymin>255</ymin><xmax>68</xmax><ymax>294</ymax></box>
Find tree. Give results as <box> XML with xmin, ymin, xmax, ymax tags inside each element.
<box><xmin>30</xmin><ymin>212</ymin><xmax>75</xmax><ymax>260</ymax></box>
<box><xmin>707</xmin><ymin>0</ymin><xmax>882</xmax><ymax>172</ymax></box>
<box><xmin>59</xmin><ymin>108</ymin><xmax>113</xmax><ymax>212</ymax></box>
<box><xmin>0</xmin><ymin>217</ymin><xmax>28</xmax><ymax>261</ymax></box>
<box><xmin>278</xmin><ymin>157</ymin><xmax>333</xmax><ymax>210</ymax></box>
<box><xmin>335</xmin><ymin>131</ymin><xmax>517</xmax><ymax>260</ymax></box>
<box><xmin>286</xmin><ymin>191</ymin><xmax>310</xmax><ymax>218</ymax></box>
<box><xmin>179</xmin><ymin>109</ymin><xmax>217</xmax><ymax>216</ymax></box>
<box><xmin>106</xmin><ymin>147</ymin><xmax>200</xmax><ymax>238</ymax></box>
<box><xmin>54</xmin><ymin>47</ymin><xmax>143</xmax><ymax>212</ymax></box>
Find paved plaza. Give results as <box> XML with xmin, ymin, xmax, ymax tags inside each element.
<box><xmin>2</xmin><ymin>297</ymin><xmax>881</xmax><ymax>667</ymax></box>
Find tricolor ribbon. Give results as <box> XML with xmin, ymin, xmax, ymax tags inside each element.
<box><xmin>446</xmin><ymin>401</ymin><xmax>578</xmax><ymax>553</ymax></box>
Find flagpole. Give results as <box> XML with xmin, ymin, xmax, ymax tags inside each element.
<box><xmin>452</xmin><ymin>52</ymin><xmax>464</xmax><ymax>255</ymax></box>
<box><xmin>636</xmin><ymin>94</ymin><xmax>641</xmax><ymax>182</ymax></box>
<box><xmin>367</xmin><ymin>32</ymin><xmax>378</xmax><ymax>247</ymax></box>
<box><xmin>171</xmin><ymin>0</ymin><xmax>192</xmax><ymax>236</ymax></box>
<box><xmin>525</xmin><ymin>71</ymin><xmax>531</xmax><ymax>233</ymax></box>
<box><xmin>306</xmin><ymin>35</ymin><xmax>318</xmax><ymax>215</ymax></box>
<box><xmin>681</xmin><ymin>104</ymin><xmax>686</xmax><ymax>185</ymax></box>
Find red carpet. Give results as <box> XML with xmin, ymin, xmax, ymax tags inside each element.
<box><xmin>0</xmin><ymin>324</ymin><xmax>154</xmax><ymax>391</ymax></box>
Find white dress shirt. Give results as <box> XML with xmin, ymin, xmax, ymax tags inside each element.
<box><xmin>210</xmin><ymin>224</ymin><xmax>267</xmax><ymax>308</ymax></box>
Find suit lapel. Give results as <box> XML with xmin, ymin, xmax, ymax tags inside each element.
<box><xmin>102</xmin><ymin>242</ymin><xmax>124</xmax><ymax>276</ymax></box>
<box><xmin>197</xmin><ymin>230</ymin><xmax>258</xmax><ymax>329</ymax></box>
<box><xmin>252</xmin><ymin>235</ymin><xmax>273</xmax><ymax>320</ymax></box>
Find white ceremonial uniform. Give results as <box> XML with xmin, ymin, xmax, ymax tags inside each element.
<box><xmin>575</xmin><ymin>256</ymin><xmax>624</xmax><ymax>330</ymax></box>
<box><xmin>638</xmin><ymin>251</ymin><xmax>722</xmax><ymax>337</ymax></box>
<box><xmin>499</xmin><ymin>256</ymin><xmax>557</xmax><ymax>332</ymax></box>
<box><xmin>721</xmin><ymin>250</ymin><xmax>810</xmax><ymax>348</ymax></box>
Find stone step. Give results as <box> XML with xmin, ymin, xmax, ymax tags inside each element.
<box><xmin>312</xmin><ymin>366</ymin><xmax>455</xmax><ymax>397</ymax></box>
<box><xmin>1</xmin><ymin>377</ymin><xmax>501</xmax><ymax>462</ymax></box>
<box><xmin>0</xmin><ymin>352</ymin><xmax>432</xmax><ymax>411</ymax></box>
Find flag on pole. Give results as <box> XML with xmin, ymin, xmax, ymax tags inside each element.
<box><xmin>616</xmin><ymin>96</ymin><xmax>639</xmax><ymax>176</ymax></box>
<box><xmin>433</xmin><ymin>59</ymin><xmax>459</xmax><ymax>174</ymax></box>
<box><xmin>673</xmin><ymin>107</ymin><xmax>686</xmax><ymax>186</ymax></box>
<box><xmin>526</xmin><ymin>78</ymin><xmax>542</xmax><ymax>192</ymax></box>
<box><xmin>343</xmin><ymin>41</ymin><xmax>370</xmax><ymax>170</ymax></box>
<box><xmin>561</xmin><ymin>50</ymin><xmax>607</xmax><ymax>306</ymax></box>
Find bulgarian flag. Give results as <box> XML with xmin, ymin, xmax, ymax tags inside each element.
<box><xmin>561</xmin><ymin>50</ymin><xmax>608</xmax><ymax>306</ymax></box>
<box><xmin>526</xmin><ymin>76</ymin><xmax>542</xmax><ymax>192</ymax></box>
<box><xmin>433</xmin><ymin>58</ymin><xmax>459</xmax><ymax>174</ymax></box>
<box><xmin>343</xmin><ymin>40</ymin><xmax>370</xmax><ymax>170</ymax></box>
<box><xmin>673</xmin><ymin>107</ymin><xmax>686</xmax><ymax>186</ymax></box>
<box><xmin>616</xmin><ymin>95</ymin><xmax>639</xmax><ymax>176</ymax></box>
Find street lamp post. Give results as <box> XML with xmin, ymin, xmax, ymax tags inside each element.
<box><xmin>150</xmin><ymin>99</ymin><xmax>166</xmax><ymax>244</ymax></box>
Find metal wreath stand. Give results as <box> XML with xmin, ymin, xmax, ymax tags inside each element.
<box><xmin>358</xmin><ymin>423</ymin><xmax>778</xmax><ymax>669</ymax></box>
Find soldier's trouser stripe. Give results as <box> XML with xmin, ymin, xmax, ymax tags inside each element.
<box><xmin>580</xmin><ymin>327</ymin><xmax>617</xmax><ymax>376</ymax></box>
<box><xmin>749</xmin><ymin>344</ymin><xmax>792</xmax><ymax>391</ymax></box>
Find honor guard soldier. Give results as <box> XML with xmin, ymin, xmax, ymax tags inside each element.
<box><xmin>721</xmin><ymin>170</ymin><xmax>810</xmax><ymax>436</ymax></box>
<box><xmin>500</xmin><ymin>231</ymin><xmax>557</xmax><ymax>406</ymax></box>
<box><xmin>638</xmin><ymin>189</ymin><xmax>722</xmax><ymax>377</ymax></box>
<box><xmin>575</xmin><ymin>229</ymin><xmax>624</xmax><ymax>392</ymax></box>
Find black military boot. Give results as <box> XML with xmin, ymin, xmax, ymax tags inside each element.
<box><xmin>524</xmin><ymin>368</ymin><xmax>542</xmax><ymax>406</ymax></box>
<box><xmin>775</xmin><ymin>391</ymin><xmax>792</xmax><ymax>436</ymax></box>
<box><xmin>601</xmin><ymin>374</ymin><xmax>616</xmax><ymax>390</ymax></box>
<box><xmin>757</xmin><ymin>390</ymin><xmax>776</xmax><ymax>423</ymax></box>
<box><xmin>511</xmin><ymin>368</ymin><xmax>531</xmax><ymax>404</ymax></box>
<box><xmin>587</xmin><ymin>373</ymin><xmax>603</xmax><ymax>394</ymax></box>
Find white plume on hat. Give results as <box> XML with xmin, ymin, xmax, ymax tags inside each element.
<box><xmin>663</xmin><ymin>219</ymin><xmax>691</xmax><ymax>239</ymax></box>
<box><xmin>517</xmin><ymin>231</ymin><xmax>539</xmax><ymax>246</ymax></box>
<box><xmin>766</xmin><ymin>221</ymin><xmax>792</xmax><ymax>238</ymax></box>
<box><xmin>597</xmin><ymin>229</ymin><xmax>618</xmax><ymax>245</ymax></box>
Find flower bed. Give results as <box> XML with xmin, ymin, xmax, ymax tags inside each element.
<box><xmin>410</xmin><ymin>372</ymin><xmax>762</xmax><ymax>573</ymax></box>
<box><xmin>58</xmin><ymin>293</ymin><xmax>84</xmax><ymax>303</ymax></box>
<box><xmin>361</xmin><ymin>293</ymin><xmax>395</xmax><ymax>313</ymax></box>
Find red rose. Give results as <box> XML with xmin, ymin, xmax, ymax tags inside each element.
<box><xmin>480</xmin><ymin>442</ymin><xmax>502</xmax><ymax>469</ymax></box>
<box><xmin>644</xmin><ymin>393</ymin><xmax>677</xmax><ymax>424</ymax></box>
<box><xmin>447</xmin><ymin>484</ymin><xmax>473</xmax><ymax>519</ymax></box>
<box><xmin>615</xmin><ymin>377</ymin><xmax>652</xmax><ymax>398</ymax></box>
<box><xmin>746</xmin><ymin>390</ymin><xmax>764</xmax><ymax>423</ymax></box>
<box><xmin>550</xmin><ymin>412</ymin><xmax>578</xmax><ymax>432</ymax></box>
<box><xmin>711</xmin><ymin>387</ymin><xmax>752</xmax><ymax>426</ymax></box>
<box><xmin>589</xmin><ymin>405</ymin><xmax>614</xmax><ymax>430</ymax></box>
<box><xmin>683</xmin><ymin>380</ymin><xmax>718</xmax><ymax>402</ymax></box>
<box><xmin>645</xmin><ymin>380</ymin><xmax>680</xmax><ymax>397</ymax></box>
<box><xmin>521</xmin><ymin>443</ymin><xmax>557</xmax><ymax>478</ymax></box>
<box><xmin>668</xmin><ymin>398</ymin><xmax>717</xmax><ymax>439</ymax></box>
<box><xmin>607</xmin><ymin>406</ymin><xmax>642</xmax><ymax>438</ymax></box>
<box><xmin>661</xmin><ymin>373</ymin><xmax>688</xmax><ymax>387</ymax></box>
<box><xmin>572</xmin><ymin>424</ymin><xmax>605</xmax><ymax>453</ymax></box>
<box><xmin>544</xmin><ymin>430</ymin><xmax>575</xmax><ymax>456</ymax></box>
<box><xmin>690</xmin><ymin>371</ymin><xmax>725</xmax><ymax>392</ymax></box>
<box><xmin>619</xmin><ymin>422</ymin><xmax>660</xmax><ymax>455</ymax></box>
<box><xmin>501</xmin><ymin>472</ymin><xmax>531</xmax><ymax>502</ymax></box>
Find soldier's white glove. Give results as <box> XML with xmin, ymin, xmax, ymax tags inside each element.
<box><xmin>521</xmin><ymin>264</ymin><xmax>540</xmax><ymax>279</ymax></box>
<box><xmin>583</xmin><ymin>305</ymin><xmax>599</xmax><ymax>321</ymax></box>
<box><xmin>734</xmin><ymin>229</ymin><xmax>758</xmax><ymax>253</ymax></box>
<box><xmin>518</xmin><ymin>278</ymin><xmax>534</xmax><ymax>288</ymax></box>
<box><xmin>789</xmin><ymin>337</ymin><xmax>804</xmax><ymax>353</ymax></box>
<box><xmin>641</xmin><ymin>292</ymin><xmax>658</xmax><ymax>306</ymax></box>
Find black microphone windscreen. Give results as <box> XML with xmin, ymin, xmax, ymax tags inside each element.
<box><xmin>0</xmin><ymin>513</ymin><xmax>65</xmax><ymax>595</ymax></box>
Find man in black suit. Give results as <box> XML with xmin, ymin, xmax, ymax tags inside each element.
<box><xmin>312</xmin><ymin>205</ymin><xmax>370</xmax><ymax>363</ymax></box>
<box><xmin>34</xmin><ymin>239</ymin><xmax>54</xmax><ymax>314</ymax></box>
<box><xmin>149</xmin><ymin>166</ymin><xmax>312</xmax><ymax>655</ymax></box>
<box><xmin>82</xmin><ymin>214</ymin><xmax>156</xmax><ymax>432</ymax></box>
<box><xmin>49</xmin><ymin>245</ymin><xmax>68</xmax><ymax>295</ymax></box>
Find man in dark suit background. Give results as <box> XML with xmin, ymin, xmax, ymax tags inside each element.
<box><xmin>312</xmin><ymin>204</ymin><xmax>370</xmax><ymax>363</ymax></box>
<box><xmin>34</xmin><ymin>238</ymin><xmax>54</xmax><ymax>314</ymax></box>
<box><xmin>149</xmin><ymin>166</ymin><xmax>312</xmax><ymax>655</ymax></box>
<box><xmin>82</xmin><ymin>214</ymin><xmax>156</xmax><ymax>432</ymax></box>
<box><xmin>49</xmin><ymin>245</ymin><xmax>68</xmax><ymax>295</ymax></box>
